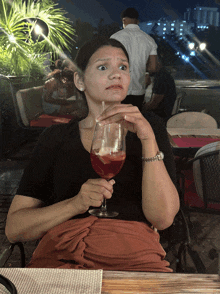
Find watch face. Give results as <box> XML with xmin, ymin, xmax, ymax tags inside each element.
<box><xmin>158</xmin><ymin>151</ymin><xmax>164</xmax><ymax>160</ymax></box>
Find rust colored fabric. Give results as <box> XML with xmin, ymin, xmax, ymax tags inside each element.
<box><xmin>27</xmin><ymin>216</ymin><xmax>172</xmax><ymax>272</ymax></box>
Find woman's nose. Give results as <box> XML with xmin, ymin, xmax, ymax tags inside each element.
<box><xmin>109</xmin><ymin>68</ymin><xmax>121</xmax><ymax>79</ymax></box>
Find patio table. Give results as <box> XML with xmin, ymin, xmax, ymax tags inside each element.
<box><xmin>0</xmin><ymin>268</ymin><xmax>220</xmax><ymax>293</ymax></box>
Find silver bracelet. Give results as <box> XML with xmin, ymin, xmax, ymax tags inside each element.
<box><xmin>142</xmin><ymin>151</ymin><xmax>164</xmax><ymax>162</ymax></box>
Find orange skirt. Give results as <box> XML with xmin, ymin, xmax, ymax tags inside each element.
<box><xmin>27</xmin><ymin>216</ymin><xmax>172</xmax><ymax>272</ymax></box>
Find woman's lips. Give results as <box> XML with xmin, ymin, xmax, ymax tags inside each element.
<box><xmin>106</xmin><ymin>85</ymin><xmax>123</xmax><ymax>90</ymax></box>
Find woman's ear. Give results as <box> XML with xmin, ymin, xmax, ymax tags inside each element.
<box><xmin>74</xmin><ymin>72</ymin><xmax>85</xmax><ymax>92</ymax></box>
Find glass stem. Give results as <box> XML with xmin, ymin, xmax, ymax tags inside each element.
<box><xmin>100</xmin><ymin>199</ymin><xmax>107</xmax><ymax>212</ymax></box>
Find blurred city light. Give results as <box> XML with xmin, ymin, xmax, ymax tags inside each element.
<box><xmin>199</xmin><ymin>43</ymin><xmax>206</xmax><ymax>51</ymax></box>
<box><xmin>188</xmin><ymin>42</ymin><xmax>195</xmax><ymax>50</ymax></box>
<box><xmin>182</xmin><ymin>55</ymin><xmax>189</xmax><ymax>62</ymax></box>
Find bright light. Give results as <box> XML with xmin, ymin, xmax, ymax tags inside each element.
<box><xmin>188</xmin><ymin>42</ymin><xmax>195</xmax><ymax>50</ymax></box>
<box><xmin>34</xmin><ymin>24</ymin><xmax>43</xmax><ymax>35</ymax></box>
<box><xmin>190</xmin><ymin>51</ymin><xmax>196</xmax><ymax>56</ymax></box>
<box><xmin>199</xmin><ymin>43</ymin><xmax>206</xmax><ymax>51</ymax></box>
<box><xmin>182</xmin><ymin>55</ymin><xmax>189</xmax><ymax>62</ymax></box>
<box><xmin>9</xmin><ymin>34</ymin><xmax>16</xmax><ymax>43</ymax></box>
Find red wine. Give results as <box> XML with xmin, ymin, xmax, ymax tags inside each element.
<box><xmin>90</xmin><ymin>149</ymin><xmax>126</xmax><ymax>179</ymax></box>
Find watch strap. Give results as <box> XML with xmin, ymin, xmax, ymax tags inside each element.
<box><xmin>142</xmin><ymin>151</ymin><xmax>164</xmax><ymax>162</ymax></box>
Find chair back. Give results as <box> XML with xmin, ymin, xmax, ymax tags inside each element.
<box><xmin>171</xmin><ymin>90</ymin><xmax>186</xmax><ymax>116</ymax></box>
<box><xmin>193</xmin><ymin>142</ymin><xmax>220</xmax><ymax>208</ymax></box>
<box><xmin>167</xmin><ymin>111</ymin><xmax>218</xmax><ymax>129</ymax></box>
<box><xmin>15</xmin><ymin>86</ymin><xmax>44</xmax><ymax>127</ymax></box>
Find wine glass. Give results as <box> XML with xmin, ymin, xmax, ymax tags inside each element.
<box><xmin>89</xmin><ymin>122</ymin><xmax>126</xmax><ymax>217</ymax></box>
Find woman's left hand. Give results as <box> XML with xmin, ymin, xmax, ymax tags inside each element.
<box><xmin>96</xmin><ymin>104</ymin><xmax>155</xmax><ymax>141</ymax></box>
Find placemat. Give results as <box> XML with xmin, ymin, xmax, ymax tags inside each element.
<box><xmin>0</xmin><ymin>268</ymin><xmax>102</xmax><ymax>294</ymax></box>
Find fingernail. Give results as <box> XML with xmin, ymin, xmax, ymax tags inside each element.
<box><xmin>110</xmin><ymin>179</ymin><xmax>115</xmax><ymax>185</ymax></box>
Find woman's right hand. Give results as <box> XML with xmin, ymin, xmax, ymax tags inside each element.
<box><xmin>74</xmin><ymin>178</ymin><xmax>115</xmax><ymax>214</ymax></box>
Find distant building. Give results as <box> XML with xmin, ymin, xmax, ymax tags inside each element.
<box><xmin>140</xmin><ymin>18</ymin><xmax>194</xmax><ymax>39</ymax></box>
<box><xmin>184</xmin><ymin>6</ymin><xmax>219</xmax><ymax>29</ymax></box>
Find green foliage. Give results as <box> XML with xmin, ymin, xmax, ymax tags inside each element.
<box><xmin>0</xmin><ymin>0</ymin><xmax>75</xmax><ymax>77</ymax></box>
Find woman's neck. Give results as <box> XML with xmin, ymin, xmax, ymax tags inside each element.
<box><xmin>79</xmin><ymin>101</ymin><xmax>105</xmax><ymax>129</ymax></box>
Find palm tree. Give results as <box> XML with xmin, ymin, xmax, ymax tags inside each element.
<box><xmin>0</xmin><ymin>0</ymin><xmax>75</xmax><ymax>77</ymax></box>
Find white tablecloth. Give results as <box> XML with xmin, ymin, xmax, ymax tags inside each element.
<box><xmin>167</xmin><ymin>128</ymin><xmax>220</xmax><ymax>137</ymax></box>
<box><xmin>0</xmin><ymin>268</ymin><xmax>102</xmax><ymax>294</ymax></box>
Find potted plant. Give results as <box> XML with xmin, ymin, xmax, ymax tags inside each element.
<box><xmin>0</xmin><ymin>0</ymin><xmax>75</xmax><ymax>88</ymax></box>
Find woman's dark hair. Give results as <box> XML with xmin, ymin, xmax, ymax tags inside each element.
<box><xmin>75</xmin><ymin>36</ymin><xmax>129</xmax><ymax>74</ymax></box>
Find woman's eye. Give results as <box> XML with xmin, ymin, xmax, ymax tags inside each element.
<box><xmin>98</xmin><ymin>65</ymin><xmax>107</xmax><ymax>71</ymax></box>
<box><xmin>119</xmin><ymin>65</ymin><xmax>127</xmax><ymax>70</ymax></box>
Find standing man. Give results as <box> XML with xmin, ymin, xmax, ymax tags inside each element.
<box><xmin>110</xmin><ymin>7</ymin><xmax>158</xmax><ymax>111</ymax></box>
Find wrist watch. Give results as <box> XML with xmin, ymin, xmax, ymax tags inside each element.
<box><xmin>142</xmin><ymin>151</ymin><xmax>164</xmax><ymax>162</ymax></box>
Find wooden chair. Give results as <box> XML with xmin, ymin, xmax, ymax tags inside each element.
<box><xmin>167</xmin><ymin>111</ymin><xmax>218</xmax><ymax>129</ymax></box>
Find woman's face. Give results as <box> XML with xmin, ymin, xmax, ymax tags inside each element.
<box><xmin>77</xmin><ymin>45</ymin><xmax>130</xmax><ymax>106</ymax></box>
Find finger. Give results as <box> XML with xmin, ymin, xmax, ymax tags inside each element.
<box><xmin>89</xmin><ymin>192</ymin><xmax>104</xmax><ymax>202</ymax></box>
<box><xmin>91</xmin><ymin>199</ymin><xmax>103</xmax><ymax>207</ymax></box>
<box><xmin>98</xmin><ymin>113</ymin><xmax>127</xmax><ymax>126</ymax></box>
<box><xmin>88</xmin><ymin>187</ymin><xmax>112</xmax><ymax>200</ymax></box>
<box><xmin>97</xmin><ymin>104</ymin><xmax>139</xmax><ymax>121</ymax></box>
<box><xmin>84</xmin><ymin>181</ymin><xmax>114</xmax><ymax>199</ymax></box>
<box><xmin>88</xmin><ymin>178</ymin><xmax>115</xmax><ymax>192</ymax></box>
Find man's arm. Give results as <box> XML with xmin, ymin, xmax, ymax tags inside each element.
<box><xmin>146</xmin><ymin>55</ymin><xmax>158</xmax><ymax>74</ymax></box>
<box><xmin>143</xmin><ymin>93</ymin><xmax>164</xmax><ymax>110</ymax></box>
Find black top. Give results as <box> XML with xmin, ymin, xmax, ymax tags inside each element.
<box><xmin>152</xmin><ymin>67</ymin><xmax>177</xmax><ymax>120</ymax></box>
<box><xmin>17</xmin><ymin>112</ymin><xmax>176</xmax><ymax>224</ymax></box>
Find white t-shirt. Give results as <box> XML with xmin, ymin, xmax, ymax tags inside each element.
<box><xmin>111</xmin><ymin>24</ymin><xmax>157</xmax><ymax>95</ymax></box>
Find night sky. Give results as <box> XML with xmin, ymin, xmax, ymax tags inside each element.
<box><xmin>60</xmin><ymin>0</ymin><xmax>220</xmax><ymax>27</ymax></box>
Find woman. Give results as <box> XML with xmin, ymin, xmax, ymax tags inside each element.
<box><xmin>5</xmin><ymin>37</ymin><xmax>179</xmax><ymax>272</ymax></box>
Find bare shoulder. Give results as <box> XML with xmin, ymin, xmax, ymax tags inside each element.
<box><xmin>7</xmin><ymin>195</ymin><xmax>43</xmax><ymax>215</ymax></box>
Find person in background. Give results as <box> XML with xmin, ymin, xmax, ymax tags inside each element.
<box><xmin>110</xmin><ymin>7</ymin><xmax>158</xmax><ymax>111</ymax></box>
<box><xmin>42</xmin><ymin>61</ymin><xmax>85</xmax><ymax>117</ymax></box>
<box><xmin>142</xmin><ymin>57</ymin><xmax>177</xmax><ymax>123</ymax></box>
<box><xmin>5</xmin><ymin>37</ymin><xmax>179</xmax><ymax>272</ymax></box>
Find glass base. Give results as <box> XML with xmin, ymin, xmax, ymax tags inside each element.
<box><xmin>88</xmin><ymin>208</ymin><xmax>119</xmax><ymax>218</ymax></box>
